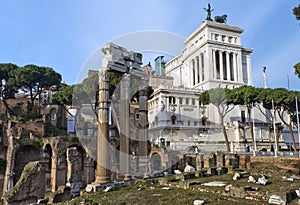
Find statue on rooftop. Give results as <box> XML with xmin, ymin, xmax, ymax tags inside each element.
<box><xmin>203</xmin><ymin>3</ymin><xmax>213</xmax><ymax>21</ymax></box>
<box><xmin>214</xmin><ymin>14</ymin><xmax>227</xmax><ymax>24</ymax></box>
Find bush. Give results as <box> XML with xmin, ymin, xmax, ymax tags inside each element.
<box><xmin>45</xmin><ymin>123</ymin><xmax>67</xmax><ymax>137</ymax></box>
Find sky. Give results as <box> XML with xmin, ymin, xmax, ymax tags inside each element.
<box><xmin>0</xmin><ymin>0</ymin><xmax>300</xmax><ymax>90</ymax></box>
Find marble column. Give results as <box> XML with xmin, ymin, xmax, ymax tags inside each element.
<box><xmin>119</xmin><ymin>74</ymin><xmax>131</xmax><ymax>181</ymax></box>
<box><xmin>138</xmin><ymin>85</ymin><xmax>149</xmax><ymax>177</ymax></box>
<box><xmin>233</xmin><ymin>53</ymin><xmax>238</xmax><ymax>82</ymax></box>
<box><xmin>94</xmin><ymin>68</ymin><xmax>110</xmax><ymax>184</ymax></box>
<box><xmin>246</xmin><ymin>54</ymin><xmax>253</xmax><ymax>85</ymax></box>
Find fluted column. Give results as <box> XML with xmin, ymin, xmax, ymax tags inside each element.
<box><xmin>94</xmin><ymin>68</ymin><xmax>110</xmax><ymax>184</ymax></box>
<box><xmin>138</xmin><ymin>83</ymin><xmax>149</xmax><ymax>177</ymax></box>
<box><xmin>119</xmin><ymin>74</ymin><xmax>131</xmax><ymax>180</ymax></box>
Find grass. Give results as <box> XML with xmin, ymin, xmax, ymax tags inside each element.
<box><xmin>56</xmin><ymin>167</ymin><xmax>300</xmax><ymax>205</ymax></box>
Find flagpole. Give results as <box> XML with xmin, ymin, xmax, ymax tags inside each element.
<box><xmin>272</xmin><ymin>99</ymin><xmax>278</xmax><ymax>157</ymax></box>
<box><xmin>296</xmin><ymin>96</ymin><xmax>300</xmax><ymax>155</ymax></box>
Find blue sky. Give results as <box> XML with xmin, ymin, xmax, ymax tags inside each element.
<box><xmin>0</xmin><ymin>1</ymin><xmax>299</xmax><ymax>90</ymax></box>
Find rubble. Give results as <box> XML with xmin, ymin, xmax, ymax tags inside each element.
<box><xmin>257</xmin><ymin>177</ymin><xmax>268</xmax><ymax>186</ymax></box>
<box><xmin>174</xmin><ymin>170</ymin><xmax>182</xmax><ymax>175</ymax></box>
<box><xmin>202</xmin><ymin>181</ymin><xmax>227</xmax><ymax>187</ymax></box>
<box><xmin>193</xmin><ymin>199</ymin><xmax>205</xmax><ymax>205</ymax></box>
<box><xmin>268</xmin><ymin>195</ymin><xmax>285</xmax><ymax>205</ymax></box>
<box><xmin>248</xmin><ymin>176</ymin><xmax>256</xmax><ymax>183</ymax></box>
<box><xmin>184</xmin><ymin>164</ymin><xmax>196</xmax><ymax>173</ymax></box>
<box><xmin>233</xmin><ymin>172</ymin><xmax>240</xmax><ymax>180</ymax></box>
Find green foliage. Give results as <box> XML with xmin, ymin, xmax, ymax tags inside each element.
<box><xmin>199</xmin><ymin>88</ymin><xmax>232</xmax><ymax>109</ymax></box>
<box><xmin>53</xmin><ymin>85</ymin><xmax>74</xmax><ymax>106</ymax></box>
<box><xmin>293</xmin><ymin>4</ymin><xmax>300</xmax><ymax>20</ymax></box>
<box><xmin>0</xmin><ymin>63</ymin><xmax>18</xmax><ymax>99</ymax></box>
<box><xmin>19</xmin><ymin>104</ymin><xmax>42</xmax><ymax>122</ymax></box>
<box><xmin>8</xmin><ymin>64</ymin><xmax>62</xmax><ymax>107</ymax></box>
<box><xmin>15</xmin><ymin>138</ymin><xmax>43</xmax><ymax>146</ymax></box>
<box><xmin>294</xmin><ymin>62</ymin><xmax>300</xmax><ymax>79</ymax></box>
<box><xmin>45</xmin><ymin>123</ymin><xmax>67</xmax><ymax>137</ymax></box>
<box><xmin>229</xmin><ymin>85</ymin><xmax>260</xmax><ymax>106</ymax></box>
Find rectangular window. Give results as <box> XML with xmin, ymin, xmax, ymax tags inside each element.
<box><xmin>186</xmin><ymin>98</ymin><xmax>189</xmax><ymax>105</ymax></box>
<box><xmin>192</xmin><ymin>99</ymin><xmax>195</xmax><ymax>105</ymax></box>
<box><xmin>241</xmin><ymin>111</ymin><xmax>246</xmax><ymax>123</ymax></box>
<box><xmin>169</xmin><ymin>96</ymin><xmax>176</xmax><ymax>104</ymax></box>
<box><xmin>179</xmin><ymin>97</ymin><xmax>182</xmax><ymax>104</ymax></box>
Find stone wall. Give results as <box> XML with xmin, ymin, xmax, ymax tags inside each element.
<box><xmin>2</xmin><ymin>161</ymin><xmax>45</xmax><ymax>205</ymax></box>
<box><xmin>247</xmin><ymin>156</ymin><xmax>300</xmax><ymax>173</ymax></box>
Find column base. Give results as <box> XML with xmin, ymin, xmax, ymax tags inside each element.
<box><xmin>123</xmin><ymin>174</ymin><xmax>131</xmax><ymax>182</ymax></box>
<box><xmin>93</xmin><ymin>176</ymin><xmax>110</xmax><ymax>185</ymax></box>
<box><xmin>143</xmin><ymin>173</ymin><xmax>151</xmax><ymax>179</ymax></box>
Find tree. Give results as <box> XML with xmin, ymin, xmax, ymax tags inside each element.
<box><xmin>293</xmin><ymin>4</ymin><xmax>300</xmax><ymax>20</ymax></box>
<box><xmin>8</xmin><ymin>64</ymin><xmax>62</xmax><ymax>108</ymax></box>
<box><xmin>258</xmin><ymin>88</ymin><xmax>299</xmax><ymax>151</ymax></box>
<box><xmin>52</xmin><ymin>85</ymin><xmax>75</xmax><ymax>116</ymax></box>
<box><xmin>0</xmin><ymin>63</ymin><xmax>18</xmax><ymax>115</ymax></box>
<box><xmin>230</xmin><ymin>86</ymin><xmax>261</xmax><ymax>152</ymax></box>
<box><xmin>199</xmin><ymin>88</ymin><xmax>234</xmax><ymax>151</ymax></box>
<box><xmin>294</xmin><ymin>62</ymin><xmax>300</xmax><ymax>79</ymax></box>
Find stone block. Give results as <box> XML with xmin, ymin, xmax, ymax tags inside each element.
<box><xmin>49</xmin><ymin>186</ymin><xmax>71</xmax><ymax>204</ymax></box>
<box><xmin>206</xmin><ymin>167</ymin><xmax>217</xmax><ymax>176</ymax></box>
<box><xmin>229</xmin><ymin>186</ymin><xmax>245</xmax><ymax>198</ymax></box>
<box><xmin>216</xmin><ymin>167</ymin><xmax>228</xmax><ymax>175</ymax></box>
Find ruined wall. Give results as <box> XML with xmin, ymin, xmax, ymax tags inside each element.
<box><xmin>247</xmin><ymin>156</ymin><xmax>300</xmax><ymax>173</ymax></box>
<box><xmin>2</xmin><ymin>161</ymin><xmax>45</xmax><ymax>205</ymax></box>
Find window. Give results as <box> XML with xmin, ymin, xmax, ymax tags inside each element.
<box><xmin>191</xmin><ymin>59</ymin><xmax>196</xmax><ymax>85</ymax></box>
<box><xmin>222</xmin><ymin>51</ymin><xmax>227</xmax><ymax>80</ymax></box>
<box><xmin>192</xmin><ymin>99</ymin><xmax>195</xmax><ymax>105</ymax></box>
<box><xmin>186</xmin><ymin>98</ymin><xmax>189</xmax><ymax>105</ymax></box>
<box><xmin>179</xmin><ymin>97</ymin><xmax>183</xmax><ymax>104</ymax></box>
<box><xmin>196</xmin><ymin>56</ymin><xmax>200</xmax><ymax>84</ymax></box>
<box><xmin>215</xmin><ymin>34</ymin><xmax>219</xmax><ymax>41</ymax></box>
<box><xmin>241</xmin><ymin>111</ymin><xmax>246</xmax><ymax>123</ymax></box>
<box><xmin>169</xmin><ymin>96</ymin><xmax>176</xmax><ymax>104</ymax></box>
<box><xmin>215</xmin><ymin>51</ymin><xmax>220</xmax><ymax>79</ymax></box>
<box><xmin>135</xmin><ymin>113</ymin><xmax>140</xmax><ymax>120</ymax></box>
<box><xmin>171</xmin><ymin>115</ymin><xmax>176</xmax><ymax>125</ymax></box>
<box><xmin>222</xmin><ymin>35</ymin><xmax>226</xmax><ymax>42</ymax></box>
<box><xmin>187</xmin><ymin>121</ymin><xmax>190</xmax><ymax>126</ymax></box>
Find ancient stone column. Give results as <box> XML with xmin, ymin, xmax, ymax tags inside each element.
<box><xmin>119</xmin><ymin>74</ymin><xmax>131</xmax><ymax>180</ymax></box>
<box><xmin>94</xmin><ymin>68</ymin><xmax>110</xmax><ymax>184</ymax></box>
<box><xmin>138</xmin><ymin>85</ymin><xmax>149</xmax><ymax>177</ymax></box>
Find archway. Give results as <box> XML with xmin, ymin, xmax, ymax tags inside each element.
<box><xmin>13</xmin><ymin>145</ymin><xmax>41</xmax><ymax>185</ymax></box>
